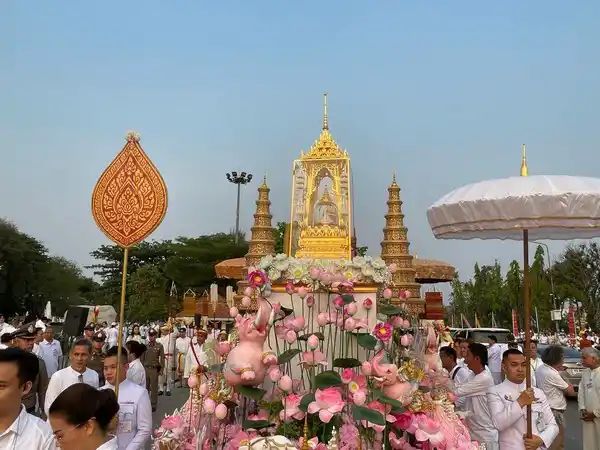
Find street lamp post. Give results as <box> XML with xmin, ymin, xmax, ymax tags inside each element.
<box><xmin>531</xmin><ymin>241</ymin><xmax>559</xmax><ymax>334</ymax></box>
<box><xmin>226</xmin><ymin>171</ymin><xmax>253</xmax><ymax>243</ymax></box>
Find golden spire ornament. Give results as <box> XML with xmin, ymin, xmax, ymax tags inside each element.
<box><xmin>91</xmin><ymin>131</ymin><xmax>168</xmax><ymax>393</ymax></box>
<box><xmin>322</xmin><ymin>92</ymin><xmax>329</xmax><ymax>130</ymax></box>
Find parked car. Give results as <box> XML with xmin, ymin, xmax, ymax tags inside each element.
<box><xmin>453</xmin><ymin>328</ymin><xmax>512</xmax><ymax>346</ymax></box>
<box><xmin>537</xmin><ymin>344</ymin><xmax>583</xmax><ymax>392</ymax></box>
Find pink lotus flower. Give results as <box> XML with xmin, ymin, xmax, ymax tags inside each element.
<box><xmin>319</xmin><ymin>271</ymin><xmax>333</xmax><ymax>285</ymax></box>
<box><xmin>389</xmin><ymin>432</ymin><xmax>418</xmax><ymax>450</ymax></box>
<box><xmin>299</xmin><ymin>350</ymin><xmax>327</xmax><ymax>367</ymax></box>
<box><xmin>203</xmin><ymin>398</ymin><xmax>216</xmax><ymax>414</ymax></box>
<box><xmin>296</xmin><ymin>286</ymin><xmax>309</xmax><ymax>298</ymax></box>
<box><xmin>279</xmin><ymin>393</ymin><xmax>305</xmax><ymax>422</ymax></box>
<box><xmin>215</xmin><ymin>403</ymin><xmax>228</xmax><ymax>420</ymax></box>
<box><xmin>217</xmin><ymin>341</ymin><xmax>231</xmax><ymax>355</ymax></box>
<box><xmin>278</xmin><ymin>375</ymin><xmax>293</xmax><ymax>392</ymax></box>
<box><xmin>382</xmin><ymin>288</ymin><xmax>393</xmax><ymax>299</ymax></box>
<box><xmin>398</xmin><ymin>289</ymin><xmax>412</xmax><ymax>300</ymax></box>
<box><xmin>160</xmin><ymin>414</ymin><xmax>184</xmax><ymax>431</ymax></box>
<box><xmin>241</xmin><ymin>296</ymin><xmax>252</xmax><ymax>307</ymax></box>
<box><xmin>284</xmin><ymin>316</ymin><xmax>306</xmax><ymax>332</ymax></box>
<box><xmin>362</xmin><ymin>361</ymin><xmax>372</xmax><ymax>376</ymax></box>
<box><xmin>225</xmin><ymin>430</ymin><xmax>250</xmax><ymax>450</ymax></box>
<box><xmin>373</xmin><ymin>322</ymin><xmax>393</xmax><ymax>342</ymax></box>
<box><xmin>400</xmin><ymin>334</ymin><xmax>413</xmax><ymax>347</ymax></box>
<box><xmin>285</xmin><ymin>330</ymin><xmax>297</xmax><ymax>344</ymax></box>
<box><xmin>309</xmin><ymin>266</ymin><xmax>321</xmax><ymax>280</ymax></box>
<box><xmin>243</xmin><ymin>286</ymin><xmax>253</xmax><ymax>297</ymax></box>
<box><xmin>333</xmin><ymin>295</ymin><xmax>345</xmax><ymax>309</ymax></box>
<box><xmin>317</xmin><ymin>312</ymin><xmax>332</xmax><ymax>327</ymax></box>
<box><xmin>344</xmin><ymin>317</ymin><xmax>356</xmax><ymax>331</ymax></box>
<box><xmin>341</xmin><ymin>368</ymin><xmax>354</xmax><ymax>384</ymax></box>
<box><xmin>306</xmin><ymin>295</ymin><xmax>315</xmax><ymax>307</ymax></box>
<box><xmin>414</xmin><ymin>416</ymin><xmax>444</xmax><ymax>446</ymax></box>
<box><xmin>229</xmin><ymin>306</ymin><xmax>239</xmax><ymax>318</ymax></box>
<box><xmin>345</xmin><ymin>302</ymin><xmax>357</xmax><ymax>316</ymax></box>
<box><xmin>352</xmin><ymin>390</ymin><xmax>366</xmax><ymax>405</ymax></box>
<box><xmin>392</xmin><ymin>412</ymin><xmax>414</xmax><ymax>431</ymax></box>
<box><xmin>307</xmin><ymin>388</ymin><xmax>344</xmax><ymax>423</ymax></box>
<box><xmin>339</xmin><ymin>423</ymin><xmax>359</xmax><ymax>447</ymax></box>
<box><xmin>363</xmin><ymin>297</ymin><xmax>374</xmax><ymax>309</ymax></box>
<box><xmin>337</xmin><ymin>281</ymin><xmax>354</xmax><ymax>293</ymax></box>
<box><xmin>248</xmin><ymin>270</ymin><xmax>268</xmax><ymax>288</ymax></box>
<box><xmin>268</xmin><ymin>366</ymin><xmax>282</xmax><ymax>382</ymax></box>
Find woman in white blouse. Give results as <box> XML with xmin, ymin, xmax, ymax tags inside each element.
<box><xmin>126</xmin><ymin>324</ymin><xmax>144</xmax><ymax>344</ymax></box>
<box><xmin>125</xmin><ymin>340</ymin><xmax>147</xmax><ymax>387</ymax></box>
<box><xmin>48</xmin><ymin>383</ymin><xmax>119</xmax><ymax>450</ymax></box>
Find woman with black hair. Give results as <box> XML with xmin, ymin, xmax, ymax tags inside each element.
<box><xmin>125</xmin><ymin>341</ymin><xmax>147</xmax><ymax>388</ymax></box>
<box><xmin>48</xmin><ymin>383</ymin><xmax>119</xmax><ymax>450</ymax></box>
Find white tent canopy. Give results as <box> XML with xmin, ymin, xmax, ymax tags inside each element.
<box><xmin>427</xmin><ymin>175</ymin><xmax>600</xmax><ymax>240</ymax></box>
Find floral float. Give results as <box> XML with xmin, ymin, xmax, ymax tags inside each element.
<box><xmin>153</xmin><ymin>262</ymin><xmax>481</xmax><ymax>450</ymax></box>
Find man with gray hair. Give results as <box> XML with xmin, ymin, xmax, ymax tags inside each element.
<box><xmin>579</xmin><ymin>346</ymin><xmax>600</xmax><ymax>449</ymax></box>
<box><xmin>536</xmin><ymin>345</ymin><xmax>576</xmax><ymax>450</ymax></box>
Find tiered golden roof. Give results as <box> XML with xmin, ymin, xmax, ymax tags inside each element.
<box><xmin>245</xmin><ymin>178</ymin><xmax>275</xmax><ymax>267</ymax></box>
<box><xmin>380</xmin><ymin>175</ymin><xmax>423</xmax><ymax>312</ymax></box>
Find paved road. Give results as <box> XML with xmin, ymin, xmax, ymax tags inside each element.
<box><xmin>565</xmin><ymin>398</ymin><xmax>582</xmax><ymax>450</ymax></box>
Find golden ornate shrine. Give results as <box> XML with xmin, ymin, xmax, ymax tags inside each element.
<box><xmin>288</xmin><ymin>94</ymin><xmax>352</xmax><ymax>259</ymax></box>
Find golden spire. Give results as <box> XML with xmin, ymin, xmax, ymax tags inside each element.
<box><xmin>322</xmin><ymin>92</ymin><xmax>329</xmax><ymax>130</ymax></box>
<box><xmin>245</xmin><ymin>180</ymin><xmax>275</xmax><ymax>267</ymax></box>
<box><xmin>520</xmin><ymin>144</ymin><xmax>528</xmax><ymax>177</ymax></box>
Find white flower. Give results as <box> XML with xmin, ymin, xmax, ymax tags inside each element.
<box><xmin>361</xmin><ymin>266</ymin><xmax>375</xmax><ymax>278</ymax></box>
<box><xmin>274</xmin><ymin>259</ymin><xmax>290</xmax><ymax>272</ymax></box>
<box><xmin>274</xmin><ymin>253</ymin><xmax>288</xmax><ymax>261</ymax></box>
<box><xmin>259</xmin><ymin>255</ymin><xmax>274</xmax><ymax>269</ymax></box>
<box><xmin>268</xmin><ymin>268</ymin><xmax>282</xmax><ymax>282</ymax></box>
<box><xmin>371</xmin><ymin>258</ymin><xmax>386</xmax><ymax>270</ymax></box>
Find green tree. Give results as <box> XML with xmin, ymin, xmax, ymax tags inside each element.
<box><xmin>127</xmin><ymin>265</ymin><xmax>168</xmax><ymax>321</ymax></box>
<box><xmin>273</xmin><ymin>222</ymin><xmax>287</xmax><ymax>254</ymax></box>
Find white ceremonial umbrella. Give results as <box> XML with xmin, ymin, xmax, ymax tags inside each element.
<box><xmin>427</xmin><ymin>172</ymin><xmax>600</xmax><ymax>436</ymax></box>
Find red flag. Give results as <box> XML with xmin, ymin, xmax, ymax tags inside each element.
<box><xmin>512</xmin><ymin>309</ymin><xmax>519</xmax><ymax>337</ymax></box>
<box><xmin>568</xmin><ymin>306</ymin><xmax>576</xmax><ymax>345</ymax></box>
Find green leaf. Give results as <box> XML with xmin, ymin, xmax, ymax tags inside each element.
<box><xmin>236</xmin><ymin>385</ymin><xmax>266</xmax><ymax>401</ymax></box>
<box><xmin>352</xmin><ymin>404</ymin><xmax>386</xmax><ymax>426</ymax></box>
<box><xmin>372</xmin><ymin>388</ymin><xmax>405</xmax><ymax>411</ymax></box>
<box><xmin>355</xmin><ymin>333</ymin><xmax>378</xmax><ymax>350</ymax></box>
<box><xmin>208</xmin><ymin>363</ymin><xmax>224</xmax><ymax>373</ymax></box>
<box><xmin>378</xmin><ymin>303</ymin><xmax>404</xmax><ymax>316</ymax></box>
<box><xmin>298</xmin><ymin>332</ymin><xmax>324</xmax><ymax>341</ymax></box>
<box><xmin>242</xmin><ymin>419</ymin><xmax>273</xmax><ymax>430</ymax></box>
<box><xmin>333</xmin><ymin>357</ymin><xmax>361</xmax><ymax>368</ymax></box>
<box><xmin>299</xmin><ymin>392</ymin><xmax>315</xmax><ymax>412</ymax></box>
<box><xmin>314</xmin><ymin>370</ymin><xmax>342</xmax><ymax>388</ymax></box>
<box><xmin>342</xmin><ymin>294</ymin><xmax>355</xmax><ymax>304</ymax></box>
<box><xmin>277</xmin><ymin>348</ymin><xmax>301</xmax><ymax>364</ymax></box>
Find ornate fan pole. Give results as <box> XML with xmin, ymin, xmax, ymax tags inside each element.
<box><xmin>92</xmin><ymin>131</ymin><xmax>168</xmax><ymax>395</ymax></box>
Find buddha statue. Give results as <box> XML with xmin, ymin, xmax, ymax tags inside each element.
<box><xmin>313</xmin><ymin>188</ymin><xmax>339</xmax><ymax>226</ymax></box>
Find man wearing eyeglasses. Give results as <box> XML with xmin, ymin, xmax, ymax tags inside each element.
<box><xmin>102</xmin><ymin>346</ymin><xmax>151</xmax><ymax>449</ymax></box>
<box><xmin>0</xmin><ymin>348</ymin><xmax>54</xmax><ymax>449</ymax></box>
<box><xmin>44</xmin><ymin>338</ymin><xmax>99</xmax><ymax>416</ymax></box>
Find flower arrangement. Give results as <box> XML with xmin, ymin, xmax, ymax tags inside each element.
<box><xmin>258</xmin><ymin>254</ymin><xmax>393</xmax><ymax>285</ymax></box>
<box><xmin>154</xmin><ymin>268</ymin><xmax>481</xmax><ymax>450</ymax></box>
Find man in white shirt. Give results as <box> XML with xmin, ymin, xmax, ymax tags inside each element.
<box><xmin>528</xmin><ymin>340</ymin><xmax>543</xmax><ymax>388</ymax></box>
<box><xmin>158</xmin><ymin>324</ymin><xmax>178</xmax><ymax>396</ymax></box>
<box><xmin>184</xmin><ymin>328</ymin><xmax>208</xmax><ymax>381</ymax></box>
<box><xmin>175</xmin><ymin>327</ymin><xmax>190</xmax><ymax>387</ymax></box>
<box><xmin>488</xmin><ymin>335</ymin><xmax>506</xmax><ymax>385</ymax></box>
<box><xmin>38</xmin><ymin>326</ymin><xmax>63</xmax><ymax>378</ymax></box>
<box><xmin>578</xmin><ymin>347</ymin><xmax>600</xmax><ymax>449</ymax></box>
<box><xmin>125</xmin><ymin>341</ymin><xmax>147</xmax><ymax>388</ymax></box>
<box><xmin>107</xmin><ymin>323</ymin><xmax>119</xmax><ymax>349</ymax></box>
<box><xmin>454</xmin><ymin>342</ymin><xmax>498</xmax><ymax>448</ymax></box>
<box><xmin>0</xmin><ymin>348</ymin><xmax>54</xmax><ymax>449</ymax></box>
<box><xmin>487</xmin><ymin>348</ymin><xmax>558</xmax><ymax>450</ymax></box>
<box><xmin>439</xmin><ymin>346</ymin><xmax>472</xmax><ymax>410</ymax></box>
<box><xmin>102</xmin><ymin>346</ymin><xmax>152</xmax><ymax>450</ymax></box>
<box><xmin>536</xmin><ymin>345</ymin><xmax>575</xmax><ymax>450</ymax></box>
<box><xmin>44</xmin><ymin>338</ymin><xmax>99</xmax><ymax>415</ymax></box>
<box><xmin>0</xmin><ymin>314</ymin><xmax>16</xmax><ymax>338</ymax></box>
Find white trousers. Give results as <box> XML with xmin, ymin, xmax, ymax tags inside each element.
<box><xmin>159</xmin><ymin>355</ymin><xmax>174</xmax><ymax>392</ymax></box>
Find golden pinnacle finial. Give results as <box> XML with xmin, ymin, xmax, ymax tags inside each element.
<box><xmin>125</xmin><ymin>130</ymin><xmax>141</xmax><ymax>143</ymax></box>
<box><xmin>301</xmin><ymin>415</ymin><xmax>310</xmax><ymax>450</ymax></box>
<box><xmin>261</xmin><ymin>175</ymin><xmax>267</xmax><ymax>188</ymax></box>
<box><xmin>520</xmin><ymin>143</ymin><xmax>528</xmax><ymax>177</ymax></box>
<box><xmin>322</xmin><ymin>92</ymin><xmax>329</xmax><ymax>130</ymax></box>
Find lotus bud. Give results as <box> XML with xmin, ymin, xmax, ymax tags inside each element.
<box><xmin>319</xmin><ymin>272</ymin><xmax>333</xmax><ymax>285</ymax></box>
<box><xmin>243</xmin><ymin>286</ymin><xmax>253</xmax><ymax>297</ymax></box>
<box><xmin>400</xmin><ymin>334</ymin><xmax>411</xmax><ymax>347</ymax></box>
<box><xmin>241</xmin><ymin>296</ymin><xmax>252</xmax><ymax>307</ymax></box>
<box><xmin>278</xmin><ymin>375</ymin><xmax>293</xmax><ymax>392</ymax></box>
<box><xmin>285</xmin><ymin>330</ymin><xmax>297</xmax><ymax>344</ymax></box>
<box><xmin>229</xmin><ymin>307</ymin><xmax>239</xmax><ymax>318</ymax></box>
<box><xmin>215</xmin><ymin>403</ymin><xmax>228</xmax><ymax>420</ymax></box>
<box><xmin>403</xmin><ymin>319</ymin><xmax>411</xmax><ymax>329</ymax></box>
<box><xmin>199</xmin><ymin>383</ymin><xmax>208</xmax><ymax>395</ymax></box>
<box><xmin>188</xmin><ymin>375</ymin><xmax>198</xmax><ymax>388</ymax></box>
<box><xmin>333</xmin><ymin>295</ymin><xmax>345</xmax><ymax>309</ymax></box>
<box><xmin>309</xmin><ymin>266</ymin><xmax>321</xmax><ymax>280</ymax></box>
<box><xmin>306</xmin><ymin>295</ymin><xmax>315</xmax><ymax>308</ymax></box>
<box><xmin>362</xmin><ymin>297</ymin><xmax>373</xmax><ymax>310</ymax></box>
<box><xmin>203</xmin><ymin>398</ymin><xmax>216</xmax><ymax>414</ymax></box>
<box><xmin>382</xmin><ymin>288</ymin><xmax>393</xmax><ymax>299</ymax></box>
<box><xmin>296</xmin><ymin>286</ymin><xmax>308</xmax><ymax>299</ymax></box>
<box><xmin>285</xmin><ymin>281</ymin><xmax>295</xmax><ymax>295</ymax></box>
<box><xmin>317</xmin><ymin>312</ymin><xmax>330</xmax><ymax>327</ymax></box>
<box><xmin>307</xmin><ymin>334</ymin><xmax>319</xmax><ymax>350</ymax></box>
<box><xmin>346</xmin><ymin>302</ymin><xmax>357</xmax><ymax>316</ymax></box>
<box><xmin>269</xmin><ymin>367</ymin><xmax>282</xmax><ymax>382</ymax></box>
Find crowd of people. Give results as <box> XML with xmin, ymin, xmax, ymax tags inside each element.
<box><xmin>441</xmin><ymin>334</ymin><xmax>600</xmax><ymax>450</ymax></box>
<box><xmin>0</xmin><ymin>313</ymin><xmax>222</xmax><ymax>450</ymax></box>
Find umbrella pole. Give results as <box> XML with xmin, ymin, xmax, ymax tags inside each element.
<box><xmin>115</xmin><ymin>247</ymin><xmax>129</xmax><ymax>396</ymax></box>
<box><xmin>523</xmin><ymin>230</ymin><xmax>532</xmax><ymax>437</ymax></box>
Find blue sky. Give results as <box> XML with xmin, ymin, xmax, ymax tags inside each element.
<box><xmin>1</xmin><ymin>1</ymin><xmax>599</xmax><ymax>292</ymax></box>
